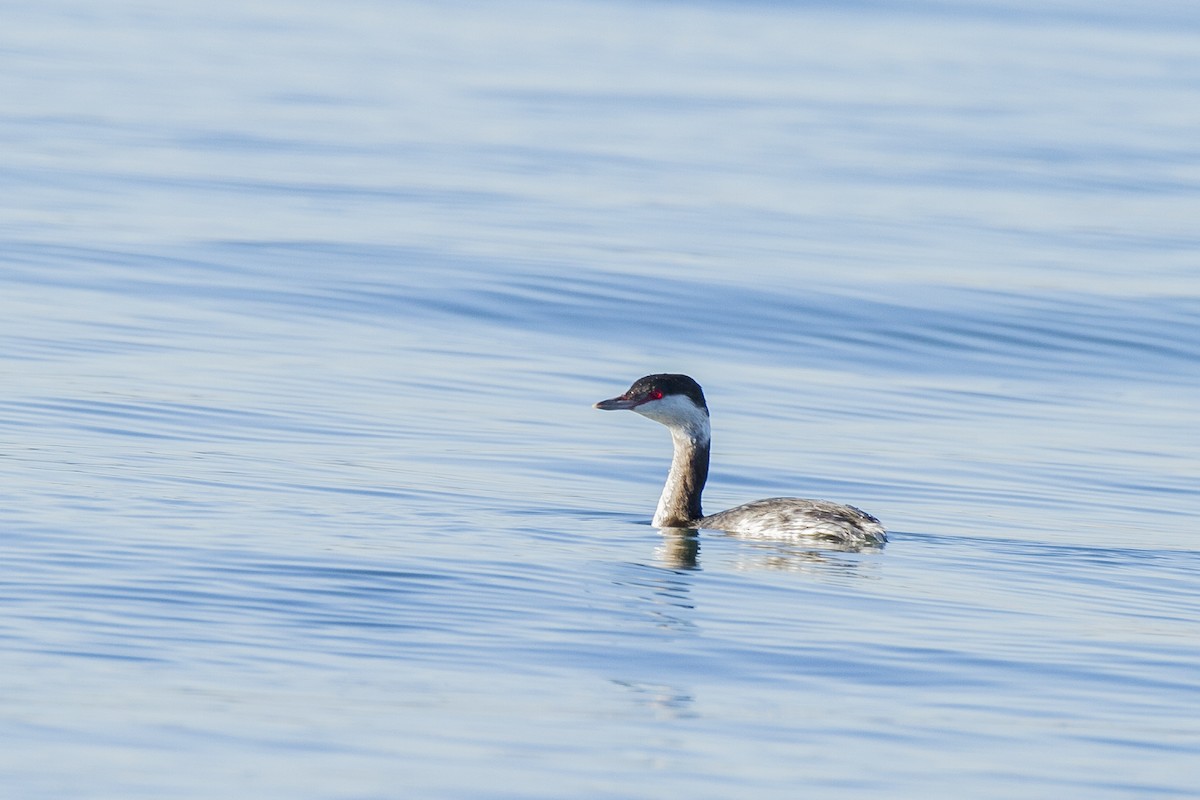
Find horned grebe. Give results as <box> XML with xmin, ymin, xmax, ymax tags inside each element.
<box><xmin>594</xmin><ymin>374</ymin><xmax>886</xmax><ymax>546</ymax></box>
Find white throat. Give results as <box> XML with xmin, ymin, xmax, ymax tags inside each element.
<box><xmin>632</xmin><ymin>394</ymin><xmax>711</xmax><ymax>445</ymax></box>
<box><xmin>632</xmin><ymin>394</ymin><xmax>711</xmax><ymax>527</ymax></box>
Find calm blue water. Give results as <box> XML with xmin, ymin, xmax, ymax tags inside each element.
<box><xmin>2</xmin><ymin>1</ymin><xmax>1199</xmax><ymax>797</ymax></box>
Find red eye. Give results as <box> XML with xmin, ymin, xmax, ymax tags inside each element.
<box><xmin>649</xmin><ymin>390</ymin><xmax>663</xmax><ymax>400</ymax></box>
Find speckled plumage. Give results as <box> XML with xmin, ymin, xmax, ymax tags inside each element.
<box><xmin>595</xmin><ymin>374</ymin><xmax>887</xmax><ymax>547</ymax></box>
<box><xmin>699</xmin><ymin>498</ymin><xmax>885</xmax><ymax>545</ymax></box>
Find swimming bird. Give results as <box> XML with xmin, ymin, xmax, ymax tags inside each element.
<box><xmin>594</xmin><ymin>373</ymin><xmax>886</xmax><ymax>545</ymax></box>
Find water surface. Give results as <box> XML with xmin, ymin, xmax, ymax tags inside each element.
<box><xmin>2</xmin><ymin>1</ymin><xmax>1199</xmax><ymax>798</ymax></box>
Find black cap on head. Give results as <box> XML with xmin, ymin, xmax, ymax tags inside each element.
<box><xmin>594</xmin><ymin>373</ymin><xmax>707</xmax><ymax>412</ymax></box>
<box><xmin>630</xmin><ymin>374</ymin><xmax>706</xmax><ymax>409</ymax></box>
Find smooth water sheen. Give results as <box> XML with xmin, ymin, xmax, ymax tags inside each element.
<box><xmin>2</xmin><ymin>1</ymin><xmax>1199</xmax><ymax>798</ymax></box>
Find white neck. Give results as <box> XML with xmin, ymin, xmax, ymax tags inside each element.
<box><xmin>636</xmin><ymin>398</ymin><xmax>711</xmax><ymax>528</ymax></box>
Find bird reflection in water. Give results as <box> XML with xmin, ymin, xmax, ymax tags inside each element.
<box><xmin>656</xmin><ymin>526</ymin><xmax>884</xmax><ymax>574</ymax></box>
<box><xmin>655</xmin><ymin>528</ymin><xmax>700</xmax><ymax>570</ymax></box>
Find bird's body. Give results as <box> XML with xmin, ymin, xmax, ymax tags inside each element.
<box><xmin>595</xmin><ymin>374</ymin><xmax>886</xmax><ymax>546</ymax></box>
